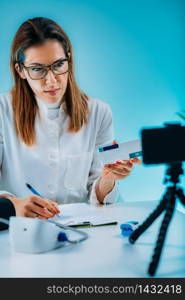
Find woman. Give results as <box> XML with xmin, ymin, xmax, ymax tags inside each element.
<box><xmin>0</xmin><ymin>17</ymin><xmax>140</xmax><ymax>220</ymax></box>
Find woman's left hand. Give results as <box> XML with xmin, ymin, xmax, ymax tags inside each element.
<box><xmin>96</xmin><ymin>157</ymin><xmax>141</xmax><ymax>203</ymax></box>
<box><xmin>102</xmin><ymin>157</ymin><xmax>141</xmax><ymax>181</ymax></box>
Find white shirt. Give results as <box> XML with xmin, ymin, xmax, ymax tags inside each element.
<box><xmin>0</xmin><ymin>91</ymin><xmax>119</xmax><ymax>204</ymax></box>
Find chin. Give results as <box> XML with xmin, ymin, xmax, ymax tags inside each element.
<box><xmin>45</xmin><ymin>93</ymin><xmax>64</xmax><ymax>103</ymax></box>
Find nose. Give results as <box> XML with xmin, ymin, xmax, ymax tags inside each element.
<box><xmin>45</xmin><ymin>70</ymin><xmax>57</xmax><ymax>84</ymax></box>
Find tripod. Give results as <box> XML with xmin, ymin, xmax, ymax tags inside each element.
<box><xmin>129</xmin><ymin>162</ymin><xmax>185</xmax><ymax>276</ymax></box>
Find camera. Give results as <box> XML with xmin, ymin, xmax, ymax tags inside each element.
<box><xmin>141</xmin><ymin>123</ymin><xmax>185</xmax><ymax>165</ymax></box>
<box><xmin>129</xmin><ymin>122</ymin><xmax>185</xmax><ymax>276</ymax></box>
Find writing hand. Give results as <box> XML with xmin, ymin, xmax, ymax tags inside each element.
<box><xmin>10</xmin><ymin>195</ymin><xmax>60</xmax><ymax>219</ymax></box>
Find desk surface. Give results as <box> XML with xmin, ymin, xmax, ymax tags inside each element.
<box><xmin>0</xmin><ymin>201</ymin><xmax>185</xmax><ymax>278</ymax></box>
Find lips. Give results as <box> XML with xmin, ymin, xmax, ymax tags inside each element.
<box><xmin>44</xmin><ymin>88</ymin><xmax>60</xmax><ymax>92</ymax></box>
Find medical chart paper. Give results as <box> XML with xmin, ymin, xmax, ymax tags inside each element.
<box><xmin>98</xmin><ymin>139</ymin><xmax>142</xmax><ymax>164</ymax></box>
<box><xmin>49</xmin><ymin>203</ymin><xmax>118</xmax><ymax>227</ymax></box>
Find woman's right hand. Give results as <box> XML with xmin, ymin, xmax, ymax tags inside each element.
<box><xmin>10</xmin><ymin>195</ymin><xmax>60</xmax><ymax>219</ymax></box>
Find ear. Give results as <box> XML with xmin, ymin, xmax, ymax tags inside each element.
<box><xmin>15</xmin><ymin>63</ymin><xmax>26</xmax><ymax>79</ymax></box>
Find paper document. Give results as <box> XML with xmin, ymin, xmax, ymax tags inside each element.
<box><xmin>98</xmin><ymin>139</ymin><xmax>142</xmax><ymax>164</ymax></box>
<box><xmin>49</xmin><ymin>203</ymin><xmax>118</xmax><ymax>227</ymax></box>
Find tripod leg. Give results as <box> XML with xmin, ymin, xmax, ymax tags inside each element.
<box><xmin>176</xmin><ymin>188</ymin><xmax>185</xmax><ymax>206</ymax></box>
<box><xmin>148</xmin><ymin>187</ymin><xmax>176</xmax><ymax>276</ymax></box>
<box><xmin>129</xmin><ymin>192</ymin><xmax>168</xmax><ymax>244</ymax></box>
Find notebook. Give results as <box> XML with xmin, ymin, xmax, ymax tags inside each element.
<box><xmin>49</xmin><ymin>203</ymin><xmax>118</xmax><ymax>227</ymax></box>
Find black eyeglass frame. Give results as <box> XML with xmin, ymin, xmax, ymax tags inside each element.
<box><xmin>20</xmin><ymin>58</ymin><xmax>69</xmax><ymax>80</ymax></box>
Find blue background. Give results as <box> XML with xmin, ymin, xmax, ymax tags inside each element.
<box><xmin>0</xmin><ymin>0</ymin><xmax>184</xmax><ymax>209</ymax></box>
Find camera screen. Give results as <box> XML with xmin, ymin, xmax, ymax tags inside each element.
<box><xmin>141</xmin><ymin>124</ymin><xmax>185</xmax><ymax>165</ymax></box>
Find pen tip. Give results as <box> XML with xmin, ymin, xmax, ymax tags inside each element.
<box><xmin>26</xmin><ymin>183</ymin><xmax>31</xmax><ymax>188</ymax></box>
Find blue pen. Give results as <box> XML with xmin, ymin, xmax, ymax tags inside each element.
<box><xmin>26</xmin><ymin>183</ymin><xmax>43</xmax><ymax>198</ymax></box>
<box><xmin>26</xmin><ymin>183</ymin><xmax>60</xmax><ymax>216</ymax></box>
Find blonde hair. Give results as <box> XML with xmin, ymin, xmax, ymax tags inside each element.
<box><xmin>10</xmin><ymin>17</ymin><xmax>89</xmax><ymax>146</ymax></box>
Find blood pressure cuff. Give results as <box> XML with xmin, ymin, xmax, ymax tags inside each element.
<box><xmin>0</xmin><ymin>198</ymin><xmax>16</xmax><ymax>230</ymax></box>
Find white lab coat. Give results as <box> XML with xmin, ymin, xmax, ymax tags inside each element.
<box><xmin>0</xmin><ymin>91</ymin><xmax>118</xmax><ymax>204</ymax></box>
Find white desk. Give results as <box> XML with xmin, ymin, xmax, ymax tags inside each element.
<box><xmin>0</xmin><ymin>201</ymin><xmax>185</xmax><ymax>278</ymax></box>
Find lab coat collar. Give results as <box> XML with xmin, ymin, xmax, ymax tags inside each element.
<box><xmin>35</xmin><ymin>95</ymin><xmax>66</xmax><ymax>117</ymax></box>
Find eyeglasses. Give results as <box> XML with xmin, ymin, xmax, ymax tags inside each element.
<box><xmin>21</xmin><ymin>58</ymin><xmax>69</xmax><ymax>80</ymax></box>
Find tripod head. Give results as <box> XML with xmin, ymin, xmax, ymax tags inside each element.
<box><xmin>164</xmin><ymin>162</ymin><xmax>184</xmax><ymax>185</ymax></box>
